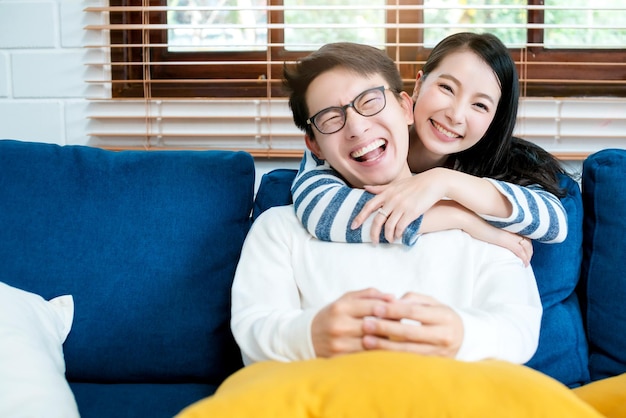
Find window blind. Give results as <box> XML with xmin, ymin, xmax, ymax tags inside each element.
<box><xmin>83</xmin><ymin>1</ymin><xmax>626</xmax><ymax>158</ymax></box>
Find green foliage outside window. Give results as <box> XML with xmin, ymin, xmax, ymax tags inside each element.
<box><xmin>166</xmin><ymin>0</ymin><xmax>625</xmax><ymax>51</ymax></box>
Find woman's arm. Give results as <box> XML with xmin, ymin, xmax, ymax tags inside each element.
<box><xmin>354</xmin><ymin>167</ymin><xmax>568</xmax><ymax>244</ymax></box>
<box><xmin>422</xmin><ymin>200</ymin><xmax>534</xmax><ymax>266</ymax></box>
<box><xmin>480</xmin><ymin>178</ymin><xmax>568</xmax><ymax>243</ymax></box>
<box><xmin>291</xmin><ymin>150</ymin><xmax>555</xmax><ymax>260</ymax></box>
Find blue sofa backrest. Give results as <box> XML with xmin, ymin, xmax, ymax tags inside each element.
<box><xmin>253</xmin><ymin>168</ymin><xmax>589</xmax><ymax>388</ymax></box>
<box><xmin>0</xmin><ymin>140</ymin><xmax>253</xmax><ymax>385</ymax></box>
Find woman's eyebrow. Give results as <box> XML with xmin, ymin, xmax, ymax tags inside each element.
<box><xmin>439</xmin><ymin>73</ymin><xmax>496</xmax><ymax>105</ymax></box>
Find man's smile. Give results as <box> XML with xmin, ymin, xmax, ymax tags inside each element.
<box><xmin>350</xmin><ymin>139</ymin><xmax>387</xmax><ymax>162</ymax></box>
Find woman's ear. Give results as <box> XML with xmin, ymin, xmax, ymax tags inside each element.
<box><xmin>412</xmin><ymin>71</ymin><xmax>424</xmax><ymax>101</ymax></box>
<box><xmin>305</xmin><ymin>133</ymin><xmax>325</xmax><ymax>160</ymax></box>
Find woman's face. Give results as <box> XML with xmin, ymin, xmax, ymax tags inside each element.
<box><xmin>412</xmin><ymin>50</ymin><xmax>501</xmax><ymax>160</ymax></box>
<box><xmin>304</xmin><ymin>68</ymin><xmax>413</xmax><ymax>189</ymax></box>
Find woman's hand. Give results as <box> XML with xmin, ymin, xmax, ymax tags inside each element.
<box><xmin>311</xmin><ymin>288</ymin><xmax>395</xmax><ymax>358</ymax></box>
<box><xmin>361</xmin><ymin>292</ymin><xmax>464</xmax><ymax>358</ymax></box>
<box><xmin>486</xmin><ymin>231</ymin><xmax>534</xmax><ymax>267</ymax></box>
<box><xmin>463</xmin><ymin>223</ymin><xmax>534</xmax><ymax>267</ymax></box>
<box><xmin>352</xmin><ymin>168</ymin><xmax>450</xmax><ymax>244</ymax></box>
<box><xmin>421</xmin><ymin>200</ymin><xmax>534</xmax><ymax>266</ymax></box>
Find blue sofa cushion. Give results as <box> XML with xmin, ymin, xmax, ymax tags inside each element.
<box><xmin>0</xmin><ymin>140</ymin><xmax>252</xmax><ymax>385</ymax></box>
<box><xmin>580</xmin><ymin>148</ymin><xmax>626</xmax><ymax>382</ymax></box>
<box><xmin>252</xmin><ymin>168</ymin><xmax>297</xmax><ymax>221</ymax></box>
<box><xmin>254</xmin><ymin>169</ymin><xmax>589</xmax><ymax>387</ymax></box>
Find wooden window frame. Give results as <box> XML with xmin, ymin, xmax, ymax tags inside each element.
<box><xmin>110</xmin><ymin>0</ymin><xmax>626</xmax><ymax>98</ymax></box>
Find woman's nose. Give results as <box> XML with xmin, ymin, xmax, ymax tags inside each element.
<box><xmin>444</xmin><ymin>102</ymin><xmax>464</xmax><ymax>124</ymax></box>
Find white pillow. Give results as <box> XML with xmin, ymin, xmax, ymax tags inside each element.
<box><xmin>0</xmin><ymin>282</ymin><xmax>80</xmax><ymax>418</ymax></box>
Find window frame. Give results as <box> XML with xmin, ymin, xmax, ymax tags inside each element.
<box><xmin>110</xmin><ymin>0</ymin><xmax>626</xmax><ymax>98</ymax></box>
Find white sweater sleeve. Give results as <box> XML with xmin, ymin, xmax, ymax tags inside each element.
<box><xmin>291</xmin><ymin>149</ymin><xmax>422</xmax><ymax>246</ymax></box>
<box><xmin>454</xmin><ymin>245</ymin><xmax>542</xmax><ymax>363</ymax></box>
<box><xmin>480</xmin><ymin>178</ymin><xmax>568</xmax><ymax>243</ymax></box>
<box><xmin>230</xmin><ymin>208</ymin><xmax>317</xmax><ymax>364</ymax></box>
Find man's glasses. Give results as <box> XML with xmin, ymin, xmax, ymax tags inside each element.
<box><xmin>306</xmin><ymin>86</ymin><xmax>390</xmax><ymax>135</ymax></box>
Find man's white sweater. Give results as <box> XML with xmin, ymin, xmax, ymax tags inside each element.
<box><xmin>231</xmin><ymin>205</ymin><xmax>542</xmax><ymax>366</ymax></box>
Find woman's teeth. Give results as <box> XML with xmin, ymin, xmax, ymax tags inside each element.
<box><xmin>432</xmin><ymin>120</ymin><xmax>460</xmax><ymax>138</ymax></box>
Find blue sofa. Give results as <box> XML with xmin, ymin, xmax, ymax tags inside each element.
<box><xmin>1</xmin><ymin>139</ymin><xmax>625</xmax><ymax>417</ymax></box>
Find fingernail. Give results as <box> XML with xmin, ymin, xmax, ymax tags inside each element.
<box><xmin>373</xmin><ymin>305</ymin><xmax>386</xmax><ymax>317</ymax></box>
<box><xmin>363</xmin><ymin>335</ymin><xmax>377</xmax><ymax>348</ymax></box>
<box><xmin>400</xmin><ymin>318</ymin><xmax>422</xmax><ymax>326</ymax></box>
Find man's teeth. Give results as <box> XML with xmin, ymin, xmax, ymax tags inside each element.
<box><xmin>432</xmin><ymin>120</ymin><xmax>459</xmax><ymax>138</ymax></box>
<box><xmin>351</xmin><ymin>139</ymin><xmax>386</xmax><ymax>159</ymax></box>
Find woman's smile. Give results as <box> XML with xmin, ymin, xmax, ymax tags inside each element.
<box><xmin>430</xmin><ymin>119</ymin><xmax>462</xmax><ymax>142</ymax></box>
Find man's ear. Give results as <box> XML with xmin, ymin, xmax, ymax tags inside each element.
<box><xmin>412</xmin><ymin>70</ymin><xmax>424</xmax><ymax>101</ymax></box>
<box><xmin>399</xmin><ymin>91</ymin><xmax>414</xmax><ymax>125</ymax></box>
<box><xmin>305</xmin><ymin>133</ymin><xmax>325</xmax><ymax>160</ymax></box>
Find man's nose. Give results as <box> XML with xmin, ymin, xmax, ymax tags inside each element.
<box><xmin>343</xmin><ymin>107</ymin><xmax>370</xmax><ymax>137</ymax></box>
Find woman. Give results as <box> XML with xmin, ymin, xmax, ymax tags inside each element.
<box><xmin>290</xmin><ymin>32</ymin><xmax>567</xmax><ymax>261</ymax></box>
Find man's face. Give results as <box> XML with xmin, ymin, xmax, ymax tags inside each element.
<box><xmin>305</xmin><ymin>68</ymin><xmax>413</xmax><ymax>189</ymax></box>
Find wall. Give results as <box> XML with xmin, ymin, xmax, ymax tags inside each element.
<box><xmin>0</xmin><ymin>1</ymin><xmax>87</xmax><ymax>146</ymax></box>
<box><xmin>1</xmin><ymin>0</ymin><xmax>624</xmax><ymax>188</ymax></box>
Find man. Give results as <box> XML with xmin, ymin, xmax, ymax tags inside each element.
<box><xmin>231</xmin><ymin>42</ymin><xmax>541</xmax><ymax>366</ymax></box>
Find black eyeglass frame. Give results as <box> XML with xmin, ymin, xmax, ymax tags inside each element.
<box><xmin>306</xmin><ymin>86</ymin><xmax>391</xmax><ymax>135</ymax></box>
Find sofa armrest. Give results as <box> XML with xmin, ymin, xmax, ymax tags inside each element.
<box><xmin>580</xmin><ymin>148</ymin><xmax>626</xmax><ymax>381</ymax></box>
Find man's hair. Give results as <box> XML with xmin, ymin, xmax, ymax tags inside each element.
<box><xmin>283</xmin><ymin>42</ymin><xmax>404</xmax><ymax>138</ymax></box>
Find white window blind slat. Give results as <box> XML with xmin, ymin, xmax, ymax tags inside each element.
<box><xmin>83</xmin><ymin>1</ymin><xmax>626</xmax><ymax>157</ymax></box>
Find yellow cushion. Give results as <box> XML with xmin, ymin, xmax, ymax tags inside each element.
<box><xmin>573</xmin><ymin>373</ymin><xmax>626</xmax><ymax>418</ymax></box>
<box><xmin>177</xmin><ymin>351</ymin><xmax>602</xmax><ymax>418</ymax></box>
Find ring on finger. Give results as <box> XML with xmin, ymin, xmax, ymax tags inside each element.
<box><xmin>377</xmin><ymin>208</ymin><xmax>390</xmax><ymax>218</ymax></box>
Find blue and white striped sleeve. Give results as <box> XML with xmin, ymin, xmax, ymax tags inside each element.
<box><xmin>290</xmin><ymin>149</ymin><xmax>422</xmax><ymax>246</ymax></box>
<box><xmin>480</xmin><ymin>178</ymin><xmax>568</xmax><ymax>243</ymax></box>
